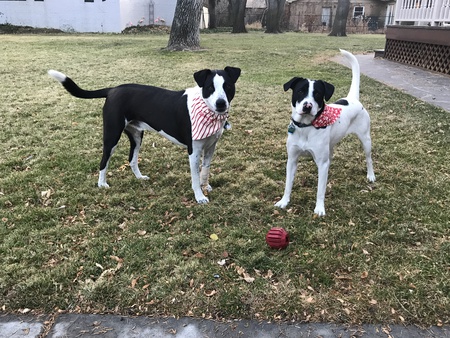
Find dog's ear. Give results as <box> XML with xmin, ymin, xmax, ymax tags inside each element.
<box><xmin>224</xmin><ymin>66</ymin><xmax>241</xmax><ymax>83</ymax></box>
<box><xmin>283</xmin><ymin>77</ymin><xmax>304</xmax><ymax>92</ymax></box>
<box><xmin>318</xmin><ymin>80</ymin><xmax>335</xmax><ymax>101</ymax></box>
<box><xmin>194</xmin><ymin>69</ymin><xmax>212</xmax><ymax>87</ymax></box>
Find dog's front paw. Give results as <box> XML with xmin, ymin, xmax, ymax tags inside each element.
<box><xmin>196</xmin><ymin>195</ymin><xmax>209</xmax><ymax>204</ymax></box>
<box><xmin>314</xmin><ymin>207</ymin><xmax>326</xmax><ymax>217</ymax></box>
<box><xmin>98</xmin><ymin>182</ymin><xmax>110</xmax><ymax>188</ymax></box>
<box><xmin>275</xmin><ymin>199</ymin><xmax>289</xmax><ymax>209</ymax></box>
<box><xmin>367</xmin><ymin>173</ymin><xmax>376</xmax><ymax>183</ymax></box>
<box><xmin>137</xmin><ymin>175</ymin><xmax>150</xmax><ymax>181</ymax></box>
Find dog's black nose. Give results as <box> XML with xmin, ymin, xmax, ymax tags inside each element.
<box><xmin>216</xmin><ymin>99</ymin><xmax>227</xmax><ymax>112</ymax></box>
<box><xmin>303</xmin><ymin>102</ymin><xmax>312</xmax><ymax>113</ymax></box>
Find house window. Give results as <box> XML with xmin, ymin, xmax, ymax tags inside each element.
<box><xmin>353</xmin><ymin>6</ymin><xmax>365</xmax><ymax>19</ymax></box>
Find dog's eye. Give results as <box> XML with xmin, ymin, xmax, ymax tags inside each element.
<box><xmin>208</xmin><ymin>85</ymin><xmax>215</xmax><ymax>92</ymax></box>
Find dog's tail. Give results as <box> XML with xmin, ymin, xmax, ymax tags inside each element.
<box><xmin>339</xmin><ymin>49</ymin><xmax>360</xmax><ymax>101</ymax></box>
<box><xmin>48</xmin><ymin>70</ymin><xmax>111</xmax><ymax>99</ymax></box>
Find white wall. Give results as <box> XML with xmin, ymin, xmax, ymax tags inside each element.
<box><xmin>154</xmin><ymin>0</ymin><xmax>177</xmax><ymax>26</ymax></box>
<box><xmin>0</xmin><ymin>0</ymin><xmax>176</xmax><ymax>33</ymax></box>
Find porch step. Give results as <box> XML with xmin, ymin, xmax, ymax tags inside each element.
<box><xmin>374</xmin><ymin>49</ymin><xmax>385</xmax><ymax>58</ymax></box>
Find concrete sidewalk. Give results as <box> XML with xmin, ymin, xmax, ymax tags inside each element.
<box><xmin>1</xmin><ymin>313</ymin><xmax>449</xmax><ymax>337</ymax></box>
<box><xmin>1</xmin><ymin>54</ymin><xmax>449</xmax><ymax>338</ymax></box>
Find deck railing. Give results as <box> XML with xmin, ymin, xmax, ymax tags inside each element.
<box><xmin>394</xmin><ymin>0</ymin><xmax>450</xmax><ymax>25</ymax></box>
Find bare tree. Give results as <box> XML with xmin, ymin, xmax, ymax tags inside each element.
<box><xmin>208</xmin><ymin>0</ymin><xmax>217</xmax><ymax>29</ymax></box>
<box><xmin>167</xmin><ymin>0</ymin><xmax>203</xmax><ymax>51</ymax></box>
<box><xmin>265</xmin><ymin>0</ymin><xmax>286</xmax><ymax>33</ymax></box>
<box><xmin>230</xmin><ymin>0</ymin><xmax>247</xmax><ymax>33</ymax></box>
<box><xmin>329</xmin><ymin>0</ymin><xmax>350</xmax><ymax>36</ymax></box>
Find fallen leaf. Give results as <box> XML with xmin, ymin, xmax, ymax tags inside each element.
<box><xmin>194</xmin><ymin>252</ymin><xmax>204</xmax><ymax>258</ymax></box>
<box><xmin>137</xmin><ymin>230</ymin><xmax>147</xmax><ymax>236</ymax></box>
<box><xmin>265</xmin><ymin>270</ymin><xmax>274</xmax><ymax>279</ymax></box>
<box><xmin>204</xmin><ymin>290</ymin><xmax>217</xmax><ymax>297</ymax></box>
<box><xmin>110</xmin><ymin>255</ymin><xmax>123</xmax><ymax>263</ymax></box>
<box><xmin>131</xmin><ymin>277</ymin><xmax>139</xmax><ymax>289</ymax></box>
<box><xmin>242</xmin><ymin>272</ymin><xmax>255</xmax><ymax>283</ymax></box>
<box><xmin>235</xmin><ymin>265</ymin><xmax>245</xmax><ymax>276</ymax></box>
<box><xmin>210</xmin><ymin>234</ymin><xmax>218</xmax><ymax>241</ymax></box>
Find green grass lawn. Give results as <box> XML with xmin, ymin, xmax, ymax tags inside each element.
<box><xmin>0</xmin><ymin>31</ymin><xmax>448</xmax><ymax>326</ymax></box>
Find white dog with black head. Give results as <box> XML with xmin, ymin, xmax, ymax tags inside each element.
<box><xmin>275</xmin><ymin>49</ymin><xmax>375</xmax><ymax>216</ymax></box>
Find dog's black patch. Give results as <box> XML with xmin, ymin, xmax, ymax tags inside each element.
<box><xmin>334</xmin><ymin>99</ymin><xmax>349</xmax><ymax>106</ymax></box>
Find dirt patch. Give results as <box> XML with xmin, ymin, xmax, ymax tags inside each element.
<box><xmin>0</xmin><ymin>24</ymin><xmax>64</xmax><ymax>34</ymax></box>
<box><xmin>121</xmin><ymin>25</ymin><xmax>171</xmax><ymax>35</ymax></box>
<box><xmin>0</xmin><ymin>23</ymin><xmax>171</xmax><ymax>34</ymax></box>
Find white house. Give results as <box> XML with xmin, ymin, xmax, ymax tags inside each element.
<box><xmin>0</xmin><ymin>0</ymin><xmax>177</xmax><ymax>33</ymax></box>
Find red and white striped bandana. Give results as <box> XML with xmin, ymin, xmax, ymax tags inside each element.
<box><xmin>312</xmin><ymin>105</ymin><xmax>342</xmax><ymax>128</ymax></box>
<box><xmin>190</xmin><ymin>95</ymin><xmax>228</xmax><ymax>140</ymax></box>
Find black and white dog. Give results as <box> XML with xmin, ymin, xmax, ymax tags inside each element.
<box><xmin>48</xmin><ymin>67</ymin><xmax>241</xmax><ymax>204</ymax></box>
<box><xmin>275</xmin><ymin>49</ymin><xmax>375</xmax><ymax>216</ymax></box>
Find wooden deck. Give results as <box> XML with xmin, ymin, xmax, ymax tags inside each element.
<box><xmin>384</xmin><ymin>26</ymin><xmax>450</xmax><ymax>75</ymax></box>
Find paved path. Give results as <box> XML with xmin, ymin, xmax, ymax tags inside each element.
<box><xmin>0</xmin><ymin>313</ymin><xmax>449</xmax><ymax>337</ymax></box>
<box><xmin>1</xmin><ymin>54</ymin><xmax>449</xmax><ymax>338</ymax></box>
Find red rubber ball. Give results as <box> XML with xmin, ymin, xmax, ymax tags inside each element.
<box><xmin>266</xmin><ymin>227</ymin><xmax>289</xmax><ymax>249</ymax></box>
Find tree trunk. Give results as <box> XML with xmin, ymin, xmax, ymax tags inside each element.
<box><xmin>329</xmin><ymin>0</ymin><xmax>350</xmax><ymax>37</ymax></box>
<box><xmin>265</xmin><ymin>0</ymin><xmax>286</xmax><ymax>33</ymax></box>
<box><xmin>166</xmin><ymin>0</ymin><xmax>202</xmax><ymax>51</ymax></box>
<box><xmin>230</xmin><ymin>0</ymin><xmax>247</xmax><ymax>33</ymax></box>
<box><xmin>208</xmin><ymin>0</ymin><xmax>217</xmax><ymax>29</ymax></box>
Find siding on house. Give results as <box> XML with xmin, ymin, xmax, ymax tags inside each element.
<box><xmin>0</xmin><ymin>0</ymin><xmax>176</xmax><ymax>33</ymax></box>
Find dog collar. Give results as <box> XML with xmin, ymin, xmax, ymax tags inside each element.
<box><xmin>290</xmin><ymin>119</ymin><xmax>312</xmax><ymax>129</ymax></box>
<box><xmin>190</xmin><ymin>95</ymin><xmax>228</xmax><ymax>140</ymax></box>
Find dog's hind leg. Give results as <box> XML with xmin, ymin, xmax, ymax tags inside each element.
<box><xmin>359</xmin><ymin>133</ymin><xmax>376</xmax><ymax>183</ymax></box>
<box><xmin>124</xmin><ymin>125</ymin><xmax>150</xmax><ymax>181</ymax></box>
<box><xmin>98</xmin><ymin>137</ymin><xmax>121</xmax><ymax>188</ymax></box>
<box><xmin>352</xmin><ymin>113</ymin><xmax>376</xmax><ymax>183</ymax></box>
<box><xmin>98</xmin><ymin>116</ymin><xmax>125</xmax><ymax>188</ymax></box>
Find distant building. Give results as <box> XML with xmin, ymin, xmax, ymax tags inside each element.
<box><xmin>242</xmin><ymin>0</ymin><xmax>395</xmax><ymax>33</ymax></box>
<box><xmin>0</xmin><ymin>0</ymin><xmax>177</xmax><ymax>33</ymax></box>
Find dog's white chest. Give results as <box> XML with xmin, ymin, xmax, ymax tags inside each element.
<box><xmin>287</xmin><ymin>127</ymin><xmax>326</xmax><ymax>157</ymax></box>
